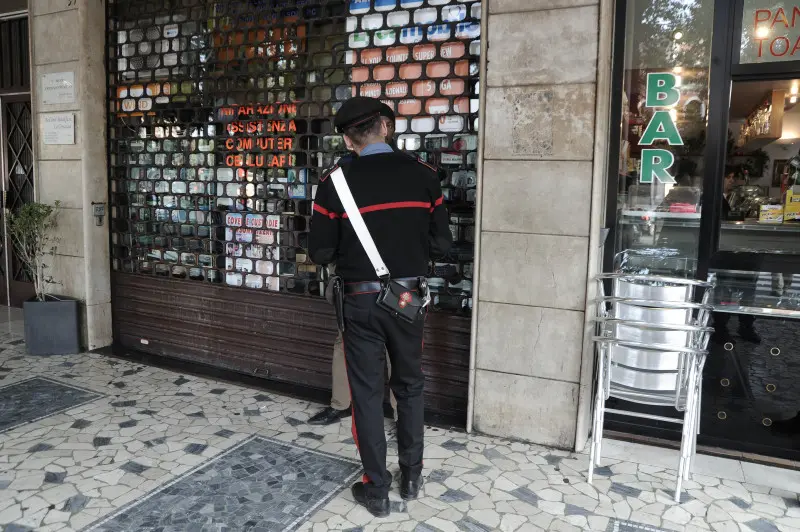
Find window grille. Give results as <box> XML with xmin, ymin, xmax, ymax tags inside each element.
<box><xmin>107</xmin><ymin>0</ymin><xmax>480</xmax><ymax>313</ymax></box>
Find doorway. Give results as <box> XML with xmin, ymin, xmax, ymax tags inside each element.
<box><xmin>603</xmin><ymin>0</ymin><xmax>800</xmax><ymax>461</ymax></box>
<box><xmin>701</xmin><ymin>77</ymin><xmax>800</xmax><ymax>460</ymax></box>
<box><xmin>0</xmin><ymin>15</ymin><xmax>34</xmax><ymax>307</ymax></box>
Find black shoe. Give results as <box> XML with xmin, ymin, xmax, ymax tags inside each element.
<box><xmin>400</xmin><ymin>474</ymin><xmax>423</xmax><ymax>501</ymax></box>
<box><xmin>738</xmin><ymin>326</ymin><xmax>762</xmax><ymax>344</ymax></box>
<box><xmin>307</xmin><ymin>407</ymin><xmax>351</xmax><ymax>426</ymax></box>
<box><xmin>351</xmin><ymin>482</ymin><xmax>390</xmax><ymax>517</ymax></box>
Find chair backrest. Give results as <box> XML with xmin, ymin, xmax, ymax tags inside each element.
<box><xmin>611</xmin><ymin>319</ymin><xmax>691</xmax><ymax>349</ymax></box>
<box><xmin>613</xmin><ymin>277</ymin><xmax>692</xmax><ymax>303</ymax></box>
<box><xmin>615</xmin><ymin>300</ymin><xmax>693</xmax><ymax>325</ymax></box>
<box><xmin>594</xmin><ymin>273</ymin><xmax>713</xmax><ymax>409</ymax></box>
<box><xmin>597</xmin><ymin>322</ymin><xmax>711</xmax><ymax>409</ymax></box>
<box><xmin>609</xmin><ymin>344</ymin><xmax>683</xmax><ymax>392</ymax></box>
<box><xmin>596</xmin><ymin>273</ymin><xmax>714</xmax><ymax>330</ymax></box>
<box><xmin>606</xmin><ymin>340</ymin><xmax>690</xmax><ymax>408</ymax></box>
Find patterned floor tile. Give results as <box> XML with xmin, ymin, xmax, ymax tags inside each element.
<box><xmin>87</xmin><ymin>436</ymin><xmax>361</xmax><ymax>532</ymax></box>
<box><xmin>0</xmin><ymin>376</ymin><xmax>103</xmax><ymax>433</ymax></box>
<box><xmin>0</xmin><ymin>335</ymin><xmax>798</xmax><ymax>532</ymax></box>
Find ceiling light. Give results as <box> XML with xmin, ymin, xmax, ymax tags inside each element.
<box><xmin>792</xmin><ymin>85</ymin><xmax>798</xmax><ymax>95</ymax></box>
<box><xmin>756</xmin><ymin>26</ymin><xmax>770</xmax><ymax>39</ymax></box>
<box><xmin>791</xmin><ymin>96</ymin><xmax>797</xmax><ymax>104</ymax></box>
<box><xmin>673</xmin><ymin>30</ymin><xmax>684</xmax><ymax>40</ymax></box>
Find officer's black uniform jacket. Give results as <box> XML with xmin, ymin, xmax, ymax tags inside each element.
<box><xmin>309</xmin><ymin>151</ymin><xmax>452</xmax><ymax>282</ymax></box>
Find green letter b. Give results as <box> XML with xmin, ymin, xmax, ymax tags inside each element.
<box><xmin>646</xmin><ymin>73</ymin><xmax>680</xmax><ymax>107</ymax></box>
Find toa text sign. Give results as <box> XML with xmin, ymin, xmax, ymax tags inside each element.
<box><xmin>740</xmin><ymin>1</ymin><xmax>800</xmax><ymax>63</ymax></box>
<box><xmin>639</xmin><ymin>73</ymin><xmax>683</xmax><ymax>184</ymax></box>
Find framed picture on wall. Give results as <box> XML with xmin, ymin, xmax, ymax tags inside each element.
<box><xmin>772</xmin><ymin>159</ymin><xmax>789</xmax><ymax>187</ymax></box>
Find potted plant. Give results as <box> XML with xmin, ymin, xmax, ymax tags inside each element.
<box><xmin>7</xmin><ymin>201</ymin><xmax>81</xmax><ymax>355</ymax></box>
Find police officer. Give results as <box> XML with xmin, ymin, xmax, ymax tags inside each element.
<box><xmin>308</xmin><ymin>103</ymin><xmax>399</xmax><ymax>426</ymax></box>
<box><xmin>309</xmin><ymin>97</ymin><xmax>452</xmax><ymax>516</ymax></box>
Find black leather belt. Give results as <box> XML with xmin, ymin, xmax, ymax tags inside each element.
<box><xmin>344</xmin><ymin>277</ymin><xmax>420</xmax><ymax>295</ymax></box>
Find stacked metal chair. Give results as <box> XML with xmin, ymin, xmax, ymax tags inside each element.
<box><xmin>587</xmin><ymin>273</ymin><xmax>715</xmax><ymax>502</ymax></box>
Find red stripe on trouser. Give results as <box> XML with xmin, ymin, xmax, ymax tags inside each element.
<box><xmin>342</xmin><ymin>332</ymin><xmax>370</xmax><ymax>484</ymax></box>
<box><xmin>420</xmin><ymin>314</ymin><xmax>426</xmax><ymax>469</ymax></box>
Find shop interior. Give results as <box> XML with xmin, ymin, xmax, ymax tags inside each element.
<box><xmin>617</xmin><ymin>78</ymin><xmax>800</xmax><ymax>314</ymax></box>
<box><xmin>712</xmin><ymin>79</ymin><xmax>800</xmax><ymax>315</ymax></box>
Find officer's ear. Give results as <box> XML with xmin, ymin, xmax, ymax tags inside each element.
<box><xmin>343</xmin><ymin>134</ymin><xmax>355</xmax><ymax>152</ymax></box>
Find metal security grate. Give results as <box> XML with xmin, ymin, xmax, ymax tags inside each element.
<box><xmin>0</xmin><ymin>17</ymin><xmax>30</xmax><ymax>93</ymax></box>
<box><xmin>4</xmin><ymin>100</ymin><xmax>34</xmax><ymax>281</ymax></box>
<box><xmin>5</xmin><ymin>101</ymin><xmax>34</xmax><ymax>212</ymax></box>
<box><xmin>107</xmin><ymin>0</ymin><xmax>480</xmax><ymax>313</ymax></box>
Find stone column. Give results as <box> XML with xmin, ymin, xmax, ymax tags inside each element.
<box><xmin>30</xmin><ymin>0</ymin><xmax>111</xmax><ymax>350</ymax></box>
<box><xmin>471</xmin><ymin>0</ymin><xmax>606</xmax><ymax>449</ymax></box>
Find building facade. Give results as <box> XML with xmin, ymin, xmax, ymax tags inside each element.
<box><xmin>6</xmin><ymin>0</ymin><xmax>797</xmax><ymax>466</ymax></box>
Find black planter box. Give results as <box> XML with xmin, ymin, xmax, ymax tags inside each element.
<box><xmin>23</xmin><ymin>298</ymin><xmax>81</xmax><ymax>355</ymax></box>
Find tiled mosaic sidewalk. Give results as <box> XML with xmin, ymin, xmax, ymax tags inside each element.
<box><xmin>0</xmin><ymin>329</ymin><xmax>799</xmax><ymax>531</ymax></box>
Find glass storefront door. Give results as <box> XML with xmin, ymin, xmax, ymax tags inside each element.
<box><xmin>609</xmin><ymin>0</ymin><xmax>714</xmax><ymax>277</ymax></box>
<box><xmin>606</xmin><ymin>0</ymin><xmax>800</xmax><ymax>461</ymax></box>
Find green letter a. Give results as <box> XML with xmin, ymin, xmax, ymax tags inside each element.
<box><xmin>640</xmin><ymin>111</ymin><xmax>684</xmax><ymax>146</ymax></box>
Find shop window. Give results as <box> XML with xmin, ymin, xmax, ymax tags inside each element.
<box><xmin>611</xmin><ymin>0</ymin><xmax>714</xmax><ymax>276</ymax></box>
<box><xmin>107</xmin><ymin>0</ymin><xmax>481</xmax><ymax>313</ymax></box>
<box><xmin>709</xmin><ymin>78</ymin><xmax>800</xmax><ymax>313</ymax></box>
<box><xmin>719</xmin><ymin>80</ymin><xmax>800</xmax><ymax>256</ymax></box>
<box><xmin>740</xmin><ymin>0</ymin><xmax>800</xmax><ymax>65</ymax></box>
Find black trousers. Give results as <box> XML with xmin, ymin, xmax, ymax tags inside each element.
<box><xmin>342</xmin><ymin>292</ymin><xmax>425</xmax><ymax>498</ymax></box>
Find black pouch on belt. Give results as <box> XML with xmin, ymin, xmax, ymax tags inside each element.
<box><xmin>376</xmin><ymin>277</ymin><xmax>428</xmax><ymax>323</ymax></box>
<box><xmin>326</xmin><ymin>275</ymin><xmax>346</xmax><ymax>332</ymax></box>
<box><xmin>334</xmin><ymin>277</ymin><xmax>345</xmax><ymax>332</ymax></box>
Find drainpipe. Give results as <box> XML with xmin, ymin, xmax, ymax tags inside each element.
<box><xmin>466</xmin><ymin>3</ymin><xmax>490</xmax><ymax>434</ymax></box>
<box><xmin>574</xmin><ymin>0</ymin><xmax>615</xmax><ymax>452</ymax></box>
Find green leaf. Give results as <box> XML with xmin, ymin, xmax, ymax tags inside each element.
<box><xmin>6</xmin><ymin>201</ymin><xmax>60</xmax><ymax>301</ymax></box>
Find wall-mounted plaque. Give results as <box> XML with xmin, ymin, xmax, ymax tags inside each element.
<box><xmin>42</xmin><ymin>113</ymin><xmax>75</xmax><ymax>145</ymax></box>
<box><xmin>41</xmin><ymin>72</ymin><xmax>75</xmax><ymax>104</ymax></box>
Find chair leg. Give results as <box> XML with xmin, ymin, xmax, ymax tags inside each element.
<box><xmin>688</xmin><ymin>379</ymin><xmax>703</xmax><ymax>477</ymax></box>
<box><xmin>689</xmin><ymin>366</ymin><xmax>704</xmax><ymax>480</ymax></box>
<box><xmin>676</xmin><ymin>412</ymin><xmax>691</xmax><ymax>499</ymax></box>
<box><xmin>588</xmin><ymin>413</ymin><xmax>598</xmax><ymax>484</ymax></box>
<box><xmin>682</xmin><ymin>387</ymin><xmax>693</xmax><ymax>482</ymax></box>
<box><xmin>596</xmin><ymin>408</ymin><xmax>605</xmax><ymax>467</ymax></box>
<box><xmin>588</xmin><ymin>350</ymin><xmax>606</xmax><ymax>485</ymax></box>
<box><xmin>681</xmin><ymin>365</ymin><xmax>700</xmax><ymax>484</ymax></box>
<box><xmin>684</xmin><ymin>396</ymin><xmax>696</xmax><ymax>481</ymax></box>
<box><xmin>674</xmin><ymin>364</ymin><xmax>697</xmax><ymax>497</ymax></box>
<box><xmin>596</xmin><ymin>354</ymin><xmax>610</xmax><ymax>465</ymax></box>
<box><xmin>675</xmin><ymin>458</ymin><xmax>685</xmax><ymax>503</ymax></box>
<box><xmin>588</xmin><ymin>389</ymin><xmax>598</xmax><ymax>484</ymax></box>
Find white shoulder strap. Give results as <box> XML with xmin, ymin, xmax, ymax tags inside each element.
<box><xmin>329</xmin><ymin>167</ymin><xmax>389</xmax><ymax>278</ymax></box>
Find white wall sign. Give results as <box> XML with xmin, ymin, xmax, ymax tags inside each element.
<box><xmin>41</xmin><ymin>72</ymin><xmax>75</xmax><ymax>104</ymax></box>
<box><xmin>42</xmin><ymin>113</ymin><xmax>75</xmax><ymax>145</ymax></box>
